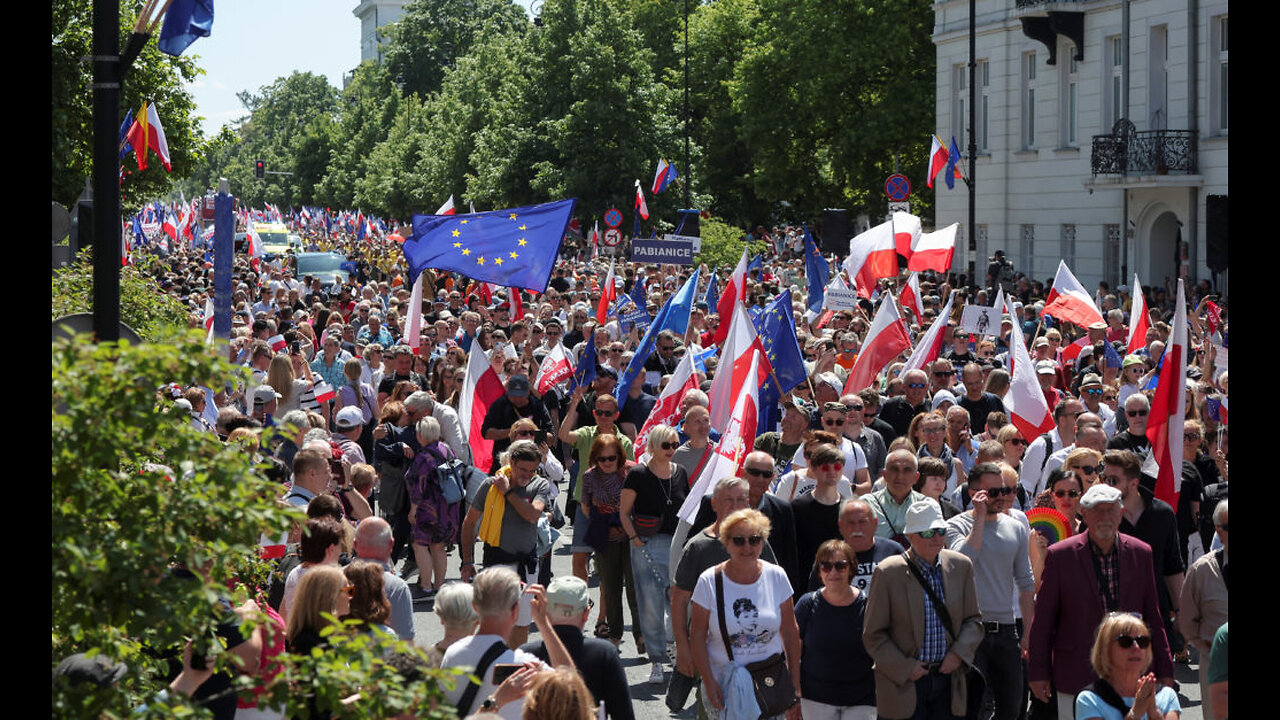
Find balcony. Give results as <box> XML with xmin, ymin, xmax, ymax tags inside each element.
<box><xmin>1091</xmin><ymin>120</ymin><xmax>1198</xmax><ymax>177</ymax></box>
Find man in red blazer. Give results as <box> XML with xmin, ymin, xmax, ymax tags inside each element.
<box><xmin>1028</xmin><ymin>483</ymin><xmax>1174</xmax><ymax>718</ymax></box>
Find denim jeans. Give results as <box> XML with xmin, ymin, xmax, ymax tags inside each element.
<box><xmin>911</xmin><ymin>669</ymin><xmax>957</xmax><ymax>720</ymax></box>
<box><xmin>629</xmin><ymin>532</ymin><xmax>672</xmax><ymax>663</ymax></box>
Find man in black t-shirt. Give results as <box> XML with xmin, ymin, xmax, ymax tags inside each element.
<box><xmin>878</xmin><ymin>368</ymin><xmax>931</xmax><ymax>442</ymax></box>
<box><xmin>957</xmin><ymin>362</ymin><xmax>1005</xmax><ymax>435</ymax></box>
<box><xmin>376</xmin><ymin>345</ymin><xmax>429</xmax><ymax>405</ymax></box>
<box><xmin>1109</xmin><ymin>393</ymin><xmax>1153</xmax><ymax>459</ymax></box>
<box><xmin>804</xmin><ymin>497</ymin><xmax>904</xmax><ymax>593</ymax></box>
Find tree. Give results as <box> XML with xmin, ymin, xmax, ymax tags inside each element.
<box><xmin>52</xmin><ymin>250</ymin><xmax>191</xmax><ymax>341</ymax></box>
<box><xmin>380</xmin><ymin>0</ymin><xmax>530</xmax><ymax>97</ymax></box>
<box><xmin>695</xmin><ymin>217</ymin><xmax>768</xmax><ymax>270</ymax></box>
<box><xmin>354</xmin><ymin>94</ymin><xmax>433</xmax><ymax>218</ymax></box>
<box><xmin>53</xmin><ymin>0</ymin><xmax>204</xmax><ymax>209</ymax></box>
<box><xmin>314</xmin><ymin>62</ymin><xmax>402</xmax><ymax>210</ymax></box>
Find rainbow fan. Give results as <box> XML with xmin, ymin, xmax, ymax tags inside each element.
<box><xmin>1026</xmin><ymin>507</ymin><xmax>1073</xmax><ymax>544</ymax></box>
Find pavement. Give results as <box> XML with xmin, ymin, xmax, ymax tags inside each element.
<box><xmin>402</xmin><ymin>530</ymin><xmax>1205</xmax><ymax>720</ymax></box>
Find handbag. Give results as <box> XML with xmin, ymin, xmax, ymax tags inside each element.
<box><xmin>665</xmin><ymin>668</ymin><xmax>699</xmax><ymax>712</ymax></box>
<box><xmin>715</xmin><ymin>566</ymin><xmax>798</xmax><ymax>719</ymax></box>
<box><xmin>632</xmin><ymin>513</ymin><xmax>662</xmax><ymax>538</ymax></box>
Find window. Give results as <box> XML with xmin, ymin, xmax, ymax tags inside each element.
<box><xmin>1061</xmin><ymin>224</ymin><xmax>1077</xmax><ymax>268</ymax></box>
<box><xmin>977</xmin><ymin>225</ymin><xmax>989</xmax><ymax>271</ymax></box>
<box><xmin>1211</xmin><ymin>16</ymin><xmax>1228</xmax><ymax>134</ymax></box>
<box><xmin>1104</xmin><ymin>36</ymin><xmax>1123</xmax><ymax>132</ymax></box>
<box><xmin>979</xmin><ymin>60</ymin><xmax>990</xmax><ymax>152</ymax></box>
<box><xmin>1149</xmin><ymin>25</ymin><xmax>1168</xmax><ymax>130</ymax></box>
<box><xmin>1022</xmin><ymin>52</ymin><xmax>1038</xmax><ymax>149</ymax></box>
<box><xmin>952</xmin><ymin>61</ymin><xmax>989</xmax><ymax>153</ymax></box>
<box><xmin>1021</xmin><ymin>224</ymin><xmax>1035</xmax><ymax>272</ymax></box>
<box><xmin>1060</xmin><ymin>43</ymin><xmax>1079</xmax><ymax>147</ymax></box>
<box><xmin>1104</xmin><ymin>224</ymin><xmax>1121</xmax><ymax>286</ymax></box>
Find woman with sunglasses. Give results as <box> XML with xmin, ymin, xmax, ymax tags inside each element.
<box><xmin>620</xmin><ymin>424</ymin><xmax>688</xmax><ymax>685</ymax></box>
<box><xmin>689</xmin><ymin>508</ymin><xmax>801</xmax><ymax>720</ymax></box>
<box><xmin>1032</xmin><ymin>468</ymin><xmax>1086</xmax><ymax>591</ymax></box>
<box><xmin>794</xmin><ymin>539</ymin><xmax>876</xmax><ymax>720</ymax></box>
<box><xmin>773</xmin><ymin>432</ymin><xmax>853</xmax><ymax>502</ymax></box>
<box><xmin>581</xmin><ymin>433</ymin><xmax>642</xmax><ymax>652</ymax></box>
<box><xmin>997</xmin><ymin>424</ymin><xmax>1027</xmax><ymax>473</ymax></box>
<box><xmin>1075</xmin><ymin>612</ymin><xmax>1181</xmax><ymax>720</ymax></box>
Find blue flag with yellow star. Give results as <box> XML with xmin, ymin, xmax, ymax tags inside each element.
<box><xmin>403</xmin><ymin>198</ymin><xmax>576</xmax><ymax>292</ymax></box>
<box><xmin>755</xmin><ymin>289</ymin><xmax>807</xmax><ymax>433</ymax></box>
<box><xmin>803</xmin><ymin>223</ymin><xmax>829</xmax><ymax>315</ymax></box>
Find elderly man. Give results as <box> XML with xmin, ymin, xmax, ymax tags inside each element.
<box><xmin>865</xmin><ymin>449</ymin><xmax>929</xmax><ymax>544</ymax></box>
<box><xmin>945</xmin><ymin>463</ymin><xmax>1035</xmax><ymax>720</ymax></box>
<box><xmin>879</xmin><ymin>369</ymin><xmax>931</xmax><ymax>443</ymax></box>
<box><xmin>644</xmin><ymin>329</ymin><xmax>681</xmax><ymax>389</ymax></box>
<box><xmin>1019</xmin><ymin>398</ymin><xmax>1084</xmax><ymax>495</ymax></box>
<box><xmin>352</xmin><ymin>518</ymin><xmax>415</xmax><ymax>641</ymax></box>
<box><xmin>1179</xmin><ymin>499</ymin><xmax>1228</xmax><ymax>720</ymax></box>
<box><xmin>803</xmin><ymin>498</ymin><xmax>904</xmax><ymax>593</ymax></box>
<box><xmin>957</xmin><ymin>363</ymin><xmax>1005</xmax><ymax>436</ymax></box>
<box><xmin>1076</xmin><ymin>372</ymin><xmax>1116</xmax><ymax>431</ymax></box>
<box><xmin>460</xmin><ymin>441</ymin><xmax>552</xmax><ymax>648</ymax></box>
<box><xmin>331</xmin><ymin>406</ymin><xmax>366</xmax><ymax>465</ymax></box>
<box><xmin>929</xmin><ymin>358</ymin><xmax>958</xmax><ymax>397</ymax></box>
<box><xmin>480</xmin><ymin>374</ymin><xmax>554</xmax><ymax>473</ymax></box>
<box><xmin>1108</xmin><ymin>392</ymin><xmax>1153</xmax><ymax>459</ymax></box>
<box><xmin>1028</xmin><ymin>483</ymin><xmax>1173</xmax><ymax>718</ymax></box>
<box><xmin>864</xmin><ymin>500</ymin><xmax>984</xmax><ymax>720</ymax></box>
<box><xmin>518</xmin><ymin>576</ymin><xmax>635</xmax><ymax>720</ymax></box>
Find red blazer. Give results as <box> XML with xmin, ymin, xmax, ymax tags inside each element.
<box><xmin>1028</xmin><ymin>532</ymin><xmax>1173</xmax><ymax>694</ymax></box>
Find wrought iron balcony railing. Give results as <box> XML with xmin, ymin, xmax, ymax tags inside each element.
<box><xmin>1092</xmin><ymin>119</ymin><xmax>1199</xmax><ymax>176</ymax></box>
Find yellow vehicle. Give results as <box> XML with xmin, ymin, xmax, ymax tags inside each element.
<box><xmin>255</xmin><ymin>223</ymin><xmax>302</xmax><ymax>256</ymax></box>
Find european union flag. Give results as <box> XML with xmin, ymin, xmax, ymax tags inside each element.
<box><xmin>404</xmin><ymin>198</ymin><xmax>576</xmax><ymax>292</ymax></box>
<box><xmin>747</xmin><ymin>254</ymin><xmax>764</xmax><ymax>274</ymax></box>
<box><xmin>618</xmin><ymin>269</ymin><xmax>700</xmax><ymax>413</ymax></box>
<box><xmin>1103</xmin><ymin>341</ymin><xmax>1124</xmax><ymax>372</ymax></box>
<box><xmin>693</xmin><ymin>347</ymin><xmax>717</xmax><ymax>374</ymax></box>
<box><xmin>803</xmin><ymin>223</ymin><xmax>829</xmax><ymax>315</ymax></box>
<box><xmin>569</xmin><ymin>331</ymin><xmax>598</xmax><ymax>394</ymax></box>
<box><xmin>630</xmin><ymin>274</ymin><xmax>647</xmax><ymax>309</ymax></box>
<box><xmin>704</xmin><ymin>271</ymin><xmax>720</xmax><ymax>312</ymax></box>
<box><xmin>755</xmin><ymin>289</ymin><xmax>807</xmax><ymax>432</ymax></box>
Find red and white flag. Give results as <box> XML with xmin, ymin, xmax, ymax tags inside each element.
<box><xmin>203</xmin><ymin>296</ymin><xmax>216</xmax><ymax>344</ymax></box>
<box><xmin>709</xmin><ymin>301</ymin><xmax>772</xmax><ymax>433</ymax></box>
<box><xmin>926</xmin><ymin>135</ymin><xmax>949</xmax><ymax>189</ymax></box>
<box><xmin>313</xmin><ymin>383</ymin><xmax>336</xmax><ymax>404</ymax></box>
<box><xmin>1126</xmin><ymin>274</ymin><xmax>1151</xmax><ymax>354</ymax></box>
<box><xmin>259</xmin><ymin>532</ymin><xmax>288</xmax><ymax>560</ymax></box>
<box><xmin>634</xmin><ymin>180</ymin><xmax>649</xmax><ymax>220</ymax></box>
<box><xmin>892</xmin><ymin>211</ymin><xmax>922</xmax><ymax>260</ymax></box>
<box><xmin>162</xmin><ymin>211</ymin><xmax>178</xmax><ymax>240</ymax></box>
<box><xmin>635</xmin><ymin>351</ymin><xmax>699</xmax><ymax>458</ymax></box>
<box><xmin>436</xmin><ymin>195</ymin><xmax>456</xmax><ymax>215</ymax></box>
<box><xmin>267</xmin><ymin>334</ymin><xmax>287</xmax><ymax>352</ymax></box>
<box><xmin>1043</xmin><ymin>260</ymin><xmax>1103</xmax><ymax>328</ymax></box>
<box><xmin>1204</xmin><ymin>300</ymin><xmax>1222</xmax><ymax>337</ymax></box>
<box><xmin>405</xmin><ymin>271</ymin><xmax>426</xmax><ymax>350</ymax></box>
<box><xmin>590</xmin><ymin>221</ymin><xmax>600</xmax><ymax>260</ymax></box>
<box><xmin>1060</xmin><ymin>336</ymin><xmax>1090</xmax><ymax>369</ymax></box>
<box><xmin>900</xmin><ymin>272</ymin><xmax>925</xmax><ymax>325</ymax></box>
<box><xmin>596</xmin><ymin>258</ymin><xmax>617</xmax><ymax>324</ymax></box>
<box><xmin>713</xmin><ymin>247</ymin><xmax>750</xmax><ymax>345</ymax></box>
<box><xmin>844</xmin><ymin>294</ymin><xmax>912</xmax><ymax>394</ymax></box>
<box><xmin>843</xmin><ymin>221</ymin><xmax>898</xmax><ymax>299</ymax></box>
<box><xmin>459</xmin><ymin>347</ymin><xmax>507</xmax><ymax>473</ymax></box>
<box><xmin>508</xmin><ymin>287</ymin><xmax>525</xmax><ymax>322</ymax></box>
<box><xmin>1146</xmin><ymin>279</ymin><xmax>1188</xmax><ymax>509</ymax></box>
<box><xmin>1001</xmin><ymin>294</ymin><xmax>1055</xmax><ymax>441</ymax></box>
<box><xmin>902</xmin><ymin>290</ymin><xmax>955</xmax><ymax>373</ymax></box>
<box><xmin>679</xmin><ymin>349</ymin><xmax>762</xmax><ymax>523</ymax></box>
<box><xmin>907</xmin><ymin>223</ymin><xmax>959</xmax><ymax>274</ymax></box>
<box><xmin>534</xmin><ymin>343</ymin><xmax>574</xmax><ymax>395</ymax></box>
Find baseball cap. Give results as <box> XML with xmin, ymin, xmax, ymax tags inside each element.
<box><xmin>545</xmin><ymin>576</ymin><xmax>590</xmax><ymax>618</ymax></box>
<box><xmin>506</xmin><ymin>374</ymin><xmax>531</xmax><ymax>397</ymax></box>
<box><xmin>334</xmin><ymin>406</ymin><xmax>364</xmax><ymax>430</ymax></box>
<box><xmin>1035</xmin><ymin>360</ymin><xmax>1057</xmax><ymax>375</ymax></box>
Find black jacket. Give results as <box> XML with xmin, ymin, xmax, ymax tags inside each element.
<box><xmin>520</xmin><ymin>625</ymin><xmax>634</xmax><ymax>720</ymax></box>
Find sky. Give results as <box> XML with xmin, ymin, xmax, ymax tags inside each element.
<box><xmin>185</xmin><ymin>0</ymin><xmax>534</xmax><ymax>138</ymax></box>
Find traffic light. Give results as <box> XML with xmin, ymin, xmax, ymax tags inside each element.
<box><xmin>255</xmin><ymin>160</ymin><xmax>265</xmax><ymax>179</ymax></box>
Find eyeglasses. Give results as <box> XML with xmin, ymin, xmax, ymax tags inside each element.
<box><xmin>917</xmin><ymin>529</ymin><xmax>946</xmax><ymax>539</ymax></box>
<box><xmin>1127</xmin><ymin>409</ymin><xmax>1149</xmax><ymax>417</ymax></box>
<box><xmin>1073</xmin><ymin>464</ymin><xmax>1103</xmax><ymax>475</ymax></box>
<box><xmin>907</xmin><ymin>382</ymin><xmax>927</xmax><ymax>389</ymax></box>
<box><xmin>986</xmin><ymin>486</ymin><xmax>1016</xmax><ymax>497</ymax></box>
<box><xmin>660</xmin><ymin>441</ymin><xmax>681</xmax><ymax>450</ymax></box>
<box><xmin>596</xmin><ymin>455</ymin><xmax>618</xmax><ymax>463</ymax></box>
<box><xmin>815</xmin><ymin>462</ymin><xmax>845</xmax><ymax>473</ymax></box>
<box><xmin>1054</xmin><ymin>489</ymin><xmax>1082</xmax><ymax>499</ymax></box>
<box><xmin>1115</xmin><ymin>634</ymin><xmax>1152</xmax><ymax>649</ymax></box>
<box><xmin>744</xmin><ymin>466</ymin><xmax>774</xmax><ymax>478</ymax></box>
<box><xmin>818</xmin><ymin>560</ymin><xmax>850</xmax><ymax>573</ymax></box>
<box><xmin>730</xmin><ymin>535</ymin><xmax>764</xmax><ymax>547</ymax></box>
<box><xmin>922</xmin><ymin>427</ymin><xmax>945</xmax><ymax>435</ymax></box>
<box><xmin>594</xmin><ymin>408</ymin><xmax>617</xmax><ymax>416</ymax></box>
<box><xmin>1102</xmin><ymin>474</ymin><xmax>1126</xmax><ymax>486</ymax></box>
<box><xmin>1184</xmin><ymin>433</ymin><xmax>1202</xmax><ymax>442</ymax></box>
<box><xmin>823</xmin><ymin>418</ymin><xmax>846</xmax><ymax>426</ymax></box>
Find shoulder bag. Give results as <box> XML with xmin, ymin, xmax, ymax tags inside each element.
<box><xmin>715</xmin><ymin>566</ymin><xmax>798</xmax><ymax>719</ymax></box>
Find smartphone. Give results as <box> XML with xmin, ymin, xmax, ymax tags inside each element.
<box><xmin>491</xmin><ymin>663</ymin><xmax>524</xmax><ymax>684</ymax></box>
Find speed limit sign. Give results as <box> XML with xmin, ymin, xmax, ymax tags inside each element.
<box><xmin>603</xmin><ymin>228</ymin><xmax>622</xmax><ymax>247</ymax></box>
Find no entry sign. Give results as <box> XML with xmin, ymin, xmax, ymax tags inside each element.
<box><xmin>885</xmin><ymin>174</ymin><xmax>911</xmax><ymax>202</ymax></box>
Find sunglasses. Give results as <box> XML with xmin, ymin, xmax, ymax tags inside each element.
<box><xmin>1102</xmin><ymin>474</ymin><xmax>1126</xmax><ymax>486</ymax></box>
<box><xmin>1084</xmin><ymin>388</ymin><xmax>1103</xmax><ymax>395</ymax></box>
<box><xmin>744</xmin><ymin>466</ymin><xmax>774</xmax><ymax>479</ymax></box>
<box><xmin>1184</xmin><ymin>433</ymin><xmax>1202</xmax><ymax>442</ymax></box>
<box><xmin>1126</xmin><ymin>409</ymin><xmax>1149</xmax><ymax>417</ymax></box>
<box><xmin>823</xmin><ymin>418</ymin><xmax>846</xmax><ymax>426</ymax></box>
<box><xmin>1054</xmin><ymin>489</ymin><xmax>1082</xmax><ymax>499</ymax></box>
<box><xmin>917</xmin><ymin>529</ymin><xmax>946</xmax><ymax>539</ymax></box>
<box><xmin>986</xmin><ymin>486</ymin><xmax>1016</xmax><ymax>497</ymax></box>
<box><xmin>594</xmin><ymin>408</ymin><xmax>617</xmax><ymax>416</ymax></box>
<box><xmin>1073</xmin><ymin>464</ymin><xmax>1103</xmax><ymax>475</ymax></box>
<box><xmin>1006</xmin><ymin>438</ymin><xmax>1028</xmax><ymax>446</ymax></box>
<box><xmin>660</xmin><ymin>441</ymin><xmax>681</xmax><ymax>450</ymax></box>
<box><xmin>933</xmin><ymin>370</ymin><xmax>955</xmax><ymax>377</ymax></box>
<box><xmin>818</xmin><ymin>560</ymin><xmax>851</xmax><ymax>573</ymax></box>
<box><xmin>596</xmin><ymin>455</ymin><xmax>618</xmax><ymax>463</ymax></box>
<box><xmin>816</xmin><ymin>462</ymin><xmax>845</xmax><ymax>473</ymax></box>
<box><xmin>845</xmin><ymin>405</ymin><xmax>863</xmax><ymax>412</ymax></box>
<box><xmin>730</xmin><ymin>535</ymin><xmax>764</xmax><ymax>547</ymax></box>
<box><xmin>907</xmin><ymin>382</ymin><xmax>927</xmax><ymax>389</ymax></box>
<box><xmin>1115</xmin><ymin>634</ymin><xmax>1152</xmax><ymax>649</ymax></box>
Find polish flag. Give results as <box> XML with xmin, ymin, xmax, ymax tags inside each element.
<box><xmin>436</xmin><ymin>195</ymin><xmax>456</xmax><ymax>215</ymax></box>
<box><xmin>1044</xmin><ymin>260</ymin><xmax>1104</xmax><ymax>328</ymax></box>
<box><xmin>1060</xmin><ymin>336</ymin><xmax>1090</xmax><ymax>369</ymax></box>
<box><xmin>907</xmin><ymin>223</ymin><xmax>959</xmax><ymax>274</ymax></box>
<box><xmin>313</xmin><ymin>383</ymin><xmax>336</xmax><ymax>404</ymax></box>
<box><xmin>708</xmin><ymin>301</ymin><xmax>772</xmax><ymax>433</ymax></box>
<box><xmin>926</xmin><ymin>135</ymin><xmax>949</xmax><ymax>189</ymax></box>
<box><xmin>405</xmin><ymin>271</ymin><xmax>426</xmax><ymax>350</ymax></box>
<box><xmin>597</xmin><ymin>258</ymin><xmax>617</xmax><ymax>324</ymax></box>
<box><xmin>679</xmin><ymin>349</ymin><xmax>762</xmax><ymax>523</ymax></box>
<box><xmin>1204</xmin><ymin>300</ymin><xmax>1222</xmax><ymax>337</ymax></box>
<box><xmin>713</xmin><ymin>247</ymin><xmax>750</xmax><ymax>345</ymax></box>
<box><xmin>634</xmin><ymin>180</ymin><xmax>649</xmax><ymax>220</ymax></box>
<box><xmin>459</xmin><ymin>347</ymin><xmax>506</xmax><ymax>473</ymax></box>
<box><xmin>901</xmin><ymin>272</ymin><xmax>925</xmax><ymax>325</ymax></box>
<box><xmin>267</xmin><ymin>334</ymin><xmax>287</xmax><ymax>352</ymax></box>
<box><xmin>590</xmin><ymin>221</ymin><xmax>600</xmax><ymax>260</ymax></box>
<box><xmin>635</xmin><ymin>351</ymin><xmax>699</xmax><ymax>458</ymax></box>
<box><xmin>508</xmin><ymin>287</ymin><xmax>525</xmax><ymax>322</ymax></box>
<box><xmin>842</xmin><ymin>221</ymin><xmax>897</xmax><ymax>299</ymax></box>
<box><xmin>843</xmin><ymin>294</ymin><xmax>912</xmax><ymax>394</ymax></box>
<box><xmin>1146</xmin><ymin>279</ymin><xmax>1188</xmax><ymax>509</ymax></box>
<box><xmin>203</xmin><ymin>296</ymin><xmax>216</xmax><ymax>344</ymax></box>
<box><xmin>162</xmin><ymin>211</ymin><xmax>178</xmax><ymax>240</ymax></box>
<box><xmin>1001</xmin><ymin>294</ymin><xmax>1055</xmax><ymax>441</ymax></box>
<box><xmin>534</xmin><ymin>343</ymin><xmax>574</xmax><ymax>395</ymax></box>
<box><xmin>259</xmin><ymin>532</ymin><xmax>289</xmax><ymax>560</ymax></box>
<box><xmin>1126</xmin><ymin>274</ymin><xmax>1151</xmax><ymax>355</ymax></box>
<box><xmin>902</xmin><ymin>290</ymin><xmax>956</xmax><ymax>373</ymax></box>
<box><xmin>893</xmin><ymin>211</ymin><xmax>922</xmax><ymax>260</ymax></box>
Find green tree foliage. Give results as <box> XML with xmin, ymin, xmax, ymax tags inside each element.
<box><xmin>52</xmin><ymin>250</ymin><xmax>191</xmax><ymax>341</ymax></box>
<box><xmin>53</xmin><ymin>0</ymin><xmax>204</xmax><ymax>209</ymax></box>
<box><xmin>354</xmin><ymin>94</ymin><xmax>433</xmax><ymax>219</ymax></box>
<box><xmin>314</xmin><ymin>62</ymin><xmax>402</xmax><ymax>210</ymax></box>
<box><xmin>695</xmin><ymin>217</ymin><xmax>768</xmax><ymax>270</ymax></box>
<box><xmin>381</xmin><ymin>0</ymin><xmax>530</xmax><ymax>97</ymax></box>
<box><xmin>234</xmin><ymin>72</ymin><xmax>340</xmax><ymax>208</ymax></box>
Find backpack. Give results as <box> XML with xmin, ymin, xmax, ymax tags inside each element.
<box><xmin>434</xmin><ymin>452</ymin><xmax>468</xmax><ymax>506</ymax></box>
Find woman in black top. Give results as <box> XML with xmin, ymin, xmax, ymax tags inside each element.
<box><xmin>794</xmin><ymin>539</ymin><xmax>876</xmax><ymax>718</ymax></box>
<box><xmin>619</xmin><ymin>424</ymin><xmax>688</xmax><ymax>683</ymax></box>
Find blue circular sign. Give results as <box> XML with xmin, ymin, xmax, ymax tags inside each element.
<box><xmin>603</xmin><ymin>208</ymin><xmax>623</xmax><ymax>228</ymax></box>
<box><xmin>885</xmin><ymin>174</ymin><xmax>911</xmax><ymax>202</ymax></box>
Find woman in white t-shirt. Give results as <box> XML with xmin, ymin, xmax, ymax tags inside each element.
<box><xmin>690</xmin><ymin>509</ymin><xmax>801</xmax><ymax>720</ymax></box>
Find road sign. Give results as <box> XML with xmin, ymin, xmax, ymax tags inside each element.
<box><xmin>603</xmin><ymin>228</ymin><xmax>622</xmax><ymax>247</ymax></box>
<box><xmin>603</xmin><ymin>208</ymin><xmax>623</xmax><ymax>228</ymax></box>
<box><xmin>888</xmin><ymin>201</ymin><xmax>911</xmax><ymax>215</ymax></box>
<box><xmin>885</xmin><ymin>174</ymin><xmax>911</xmax><ymax>202</ymax></box>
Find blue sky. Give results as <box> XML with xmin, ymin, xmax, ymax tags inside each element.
<box><xmin>186</xmin><ymin>0</ymin><xmax>535</xmax><ymax>138</ymax></box>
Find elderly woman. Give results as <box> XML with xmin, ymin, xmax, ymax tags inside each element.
<box><xmin>425</xmin><ymin>582</ymin><xmax>479</xmax><ymax>668</ymax></box>
<box><xmin>1075</xmin><ymin>613</ymin><xmax>1181</xmax><ymax>720</ymax></box>
<box><xmin>405</xmin><ymin>416</ymin><xmax>459</xmax><ymax>600</ymax></box>
<box><xmin>581</xmin><ymin>433</ymin><xmax>641</xmax><ymax>650</ymax></box>
<box><xmin>794</xmin><ymin>539</ymin><xmax>876</xmax><ymax>720</ymax></box>
<box><xmin>690</xmin><ymin>509</ymin><xmax>801</xmax><ymax>720</ymax></box>
<box><xmin>619</xmin><ymin>424</ymin><xmax>688</xmax><ymax>684</ymax></box>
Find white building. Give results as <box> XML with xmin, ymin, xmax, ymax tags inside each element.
<box><xmin>932</xmin><ymin>0</ymin><xmax>1228</xmax><ymax>295</ymax></box>
<box><xmin>353</xmin><ymin>0</ymin><xmax>413</xmax><ymax>64</ymax></box>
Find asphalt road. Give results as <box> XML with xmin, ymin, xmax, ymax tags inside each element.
<box><xmin>403</xmin><ymin>528</ymin><xmax>1205</xmax><ymax>720</ymax></box>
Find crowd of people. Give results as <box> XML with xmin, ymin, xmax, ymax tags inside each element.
<box><xmin>74</xmin><ymin>220</ymin><xmax>1229</xmax><ymax>720</ymax></box>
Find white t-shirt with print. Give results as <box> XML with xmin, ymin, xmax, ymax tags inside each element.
<box><xmin>691</xmin><ymin>562</ymin><xmax>793</xmax><ymax>679</ymax></box>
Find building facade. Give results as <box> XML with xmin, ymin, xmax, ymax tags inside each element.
<box><xmin>353</xmin><ymin>0</ymin><xmax>413</xmax><ymax>64</ymax></box>
<box><xmin>932</xmin><ymin>0</ymin><xmax>1228</xmax><ymax>295</ymax></box>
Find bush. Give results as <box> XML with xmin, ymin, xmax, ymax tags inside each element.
<box><xmin>694</xmin><ymin>217</ymin><xmax>770</xmax><ymax>272</ymax></box>
<box><xmin>52</xmin><ymin>249</ymin><xmax>191</xmax><ymax>342</ymax></box>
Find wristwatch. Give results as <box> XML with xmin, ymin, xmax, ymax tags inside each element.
<box><xmin>480</xmin><ymin>695</ymin><xmax>500</xmax><ymax>711</ymax></box>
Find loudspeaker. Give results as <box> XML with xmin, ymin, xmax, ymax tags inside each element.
<box><xmin>1206</xmin><ymin>195</ymin><xmax>1228</xmax><ymax>273</ymax></box>
<box><xmin>821</xmin><ymin>209</ymin><xmax>849</xmax><ymax>255</ymax></box>
<box><xmin>673</xmin><ymin>209</ymin><xmax>700</xmax><ymax>237</ymax></box>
